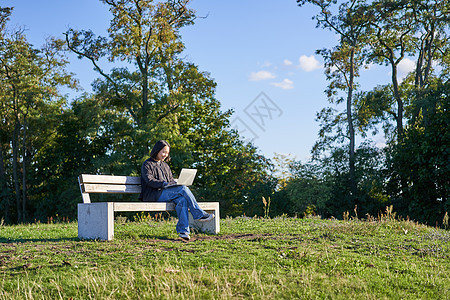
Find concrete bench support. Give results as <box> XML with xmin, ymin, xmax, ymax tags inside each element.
<box><xmin>78</xmin><ymin>202</ymin><xmax>114</xmax><ymax>240</ymax></box>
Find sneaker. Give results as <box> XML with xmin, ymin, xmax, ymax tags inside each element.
<box><xmin>179</xmin><ymin>233</ymin><xmax>190</xmax><ymax>241</ymax></box>
<box><xmin>198</xmin><ymin>213</ymin><xmax>215</xmax><ymax>222</ymax></box>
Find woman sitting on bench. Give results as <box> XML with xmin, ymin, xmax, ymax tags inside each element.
<box><xmin>139</xmin><ymin>140</ymin><xmax>214</xmax><ymax>241</ymax></box>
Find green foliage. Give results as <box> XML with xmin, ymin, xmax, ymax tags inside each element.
<box><xmin>64</xmin><ymin>0</ymin><xmax>199</xmax><ymax>158</ymax></box>
<box><xmin>292</xmin><ymin>0</ymin><xmax>449</xmax><ymax>226</ymax></box>
<box><xmin>29</xmin><ymin>95</ymin><xmax>113</xmax><ymax>221</ymax></box>
<box><xmin>0</xmin><ymin>1</ymin><xmax>274</xmax><ymax>222</ymax></box>
<box><xmin>385</xmin><ymin>80</ymin><xmax>449</xmax><ymax>225</ymax></box>
<box><xmin>191</xmin><ymin>140</ymin><xmax>275</xmax><ymax>217</ymax></box>
<box><xmin>0</xmin><ymin>13</ymin><xmax>76</xmax><ymax>223</ymax></box>
<box><xmin>271</xmin><ymin>160</ymin><xmax>331</xmax><ymax>217</ymax></box>
<box><xmin>62</xmin><ymin>0</ymin><xmax>275</xmax><ymax>218</ymax></box>
<box><xmin>271</xmin><ymin>152</ymin><xmax>296</xmax><ymax>190</ymax></box>
<box><xmin>274</xmin><ymin>141</ymin><xmax>387</xmax><ymax>220</ymax></box>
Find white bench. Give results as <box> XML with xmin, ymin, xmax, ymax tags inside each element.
<box><xmin>77</xmin><ymin>174</ymin><xmax>220</xmax><ymax>240</ymax></box>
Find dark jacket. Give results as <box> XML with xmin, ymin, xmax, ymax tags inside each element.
<box><xmin>139</xmin><ymin>158</ymin><xmax>174</xmax><ymax>202</ymax></box>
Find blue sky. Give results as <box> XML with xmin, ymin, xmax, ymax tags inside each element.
<box><xmin>5</xmin><ymin>0</ymin><xmax>415</xmax><ymax>162</ymax></box>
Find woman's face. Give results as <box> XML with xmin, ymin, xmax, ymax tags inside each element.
<box><xmin>156</xmin><ymin>146</ymin><xmax>170</xmax><ymax>161</ymax></box>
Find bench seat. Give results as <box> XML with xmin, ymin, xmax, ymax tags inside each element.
<box><xmin>77</xmin><ymin>174</ymin><xmax>220</xmax><ymax>240</ymax></box>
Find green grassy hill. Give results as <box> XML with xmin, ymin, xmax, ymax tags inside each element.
<box><xmin>0</xmin><ymin>214</ymin><xmax>449</xmax><ymax>299</ymax></box>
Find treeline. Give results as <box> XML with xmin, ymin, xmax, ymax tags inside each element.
<box><xmin>0</xmin><ymin>2</ymin><xmax>273</xmax><ymax>224</ymax></box>
<box><xmin>0</xmin><ymin>1</ymin><xmax>448</xmax><ymax>226</ymax></box>
<box><xmin>268</xmin><ymin>0</ymin><xmax>448</xmax><ymax>226</ymax></box>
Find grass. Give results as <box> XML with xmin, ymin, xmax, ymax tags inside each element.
<box><xmin>0</xmin><ymin>214</ymin><xmax>449</xmax><ymax>299</ymax></box>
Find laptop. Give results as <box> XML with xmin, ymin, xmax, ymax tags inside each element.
<box><xmin>166</xmin><ymin>168</ymin><xmax>197</xmax><ymax>187</ymax></box>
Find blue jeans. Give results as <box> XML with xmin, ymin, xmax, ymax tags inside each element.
<box><xmin>157</xmin><ymin>185</ymin><xmax>207</xmax><ymax>234</ymax></box>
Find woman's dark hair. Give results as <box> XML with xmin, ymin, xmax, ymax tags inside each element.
<box><xmin>150</xmin><ymin>140</ymin><xmax>171</xmax><ymax>161</ymax></box>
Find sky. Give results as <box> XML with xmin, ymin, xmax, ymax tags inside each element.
<box><xmin>4</xmin><ymin>0</ymin><xmax>416</xmax><ymax>162</ymax></box>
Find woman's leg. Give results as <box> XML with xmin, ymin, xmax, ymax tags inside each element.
<box><xmin>157</xmin><ymin>185</ymin><xmax>208</xmax><ymax>233</ymax></box>
<box><xmin>176</xmin><ymin>186</ymin><xmax>207</xmax><ymax>219</ymax></box>
<box><xmin>174</xmin><ymin>197</ymin><xmax>191</xmax><ymax>234</ymax></box>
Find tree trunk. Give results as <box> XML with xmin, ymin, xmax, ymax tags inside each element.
<box><xmin>347</xmin><ymin>48</ymin><xmax>357</xmax><ymax>202</ymax></box>
<box><xmin>390</xmin><ymin>59</ymin><xmax>408</xmax><ymax>196</ymax></box>
<box><xmin>12</xmin><ymin>121</ymin><xmax>21</xmax><ymax>223</ymax></box>
<box><xmin>0</xmin><ymin>141</ymin><xmax>10</xmax><ymax>223</ymax></box>
<box><xmin>414</xmin><ymin>26</ymin><xmax>435</xmax><ymax>127</ymax></box>
<box><xmin>390</xmin><ymin>60</ymin><xmax>404</xmax><ymax>140</ymax></box>
<box><xmin>22</xmin><ymin>119</ymin><xmax>27</xmax><ymax>222</ymax></box>
<box><xmin>140</xmin><ymin>58</ymin><xmax>150</xmax><ymax>158</ymax></box>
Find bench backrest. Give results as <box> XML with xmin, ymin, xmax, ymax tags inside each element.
<box><xmin>78</xmin><ymin>174</ymin><xmax>141</xmax><ymax>203</ymax></box>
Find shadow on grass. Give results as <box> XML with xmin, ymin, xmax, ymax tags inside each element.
<box><xmin>126</xmin><ymin>233</ymin><xmax>276</xmax><ymax>243</ymax></box>
<box><xmin>7</xmin><ymin>260</ymin><xmax>75</xmax><ymax>273</ymax></box>
<box><xmin>143</xmin><ymin>234</ymin><xmax>177</xmax><ymax>241</ymax></box>
<box><xmin>0</xmin><ymin>237</ymin><xmax>80</xmax><ymax>244</ymax></box>
<box><xmin>119</xmin><ymin>233</ymin><xmax>180</xmax><ymax>242</ymax></box>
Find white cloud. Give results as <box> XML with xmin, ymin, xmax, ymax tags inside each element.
<box><xmin>249</xmin><ymin>70</ymin><xmax>276</xmax><ymax>81</ymax></box>
<box><xmin>257</xmin><ymin>61</ymin><xmax>272</xmax><ymax>68</ymax></box>
<box><xmin>283</xmin><ymin>59</ymin><xmax>293</xmax><ymax>66</ymax></box>
<box><xmin>271</xmin><ymin>78</ymin><xmax>294</xmax><ymax>90</ymax></box>
<box><xmin>298</xmin><ymin>55</ymin><xmax>322</xmax><ymax>72</ymax></box>
<box><xmin>398</xmin><ymin>58</ymin><xmax>416</xmax><ymax>78</ymax></box>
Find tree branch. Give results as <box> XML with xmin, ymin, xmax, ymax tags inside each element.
<box><xmin>64</xmin><ymin>32</ymin><xmax>140</xmax><ymax>125</ymax></box>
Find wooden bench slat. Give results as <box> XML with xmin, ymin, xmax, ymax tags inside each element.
<box><xmin>80</xmin><ymin>174</ymin><xmax>141</xmax><ymax>185</ymax></box>
<box><xmin>82</xmin><ymin>183</ymin><xmax>141</xmax><ymax>194</ymax></box>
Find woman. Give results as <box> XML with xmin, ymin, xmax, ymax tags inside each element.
<box><xmin>139</xmin><ymin>140</ymin><xmax>214</xmax><ymax>240</ymax></box>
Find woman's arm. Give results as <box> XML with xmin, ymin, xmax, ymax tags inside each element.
<box><xmin>164</xmin><ymin>163</ymin><xmax>175</xmax><ymax>183</ymax></box>
<box><xmin>141</xmin><ymin>160</ymin><xmax>168</xmax><ymax>189</ymax></box>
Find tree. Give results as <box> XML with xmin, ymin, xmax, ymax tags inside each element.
<box><xmin>386</xmin><ymin>80</ymin><xmax>449</xmax><ymax>225</ymax></box>
<box><xmin>64</xmin><ymin>0</ymin><xmax>273</xmax><ymax>216</ymax></box>
<box><xmin>356</xmin><ymin>0</ymin><xmax>449</xmax><ymax>218</ymax></box>
<box><xmin>272</xmin><ymin>153</ymin><xmax>296</xmax><ymax>190</ymax></box>
<box><xmin>29</xmin><ymin>95</ymin><xmax>113</xmax><ymax>220</ymax></box>
<box><xmin>0</xmin><ymin>6</ymin><xmax>13</xmax><ymax>223</ymax></box>
<box><xmin>65</xmin><ymin>0</ymin><xmax>218</xmax><ymax>171</ymax></box>
<box><xmin>0</xmin><ymin>7</ymin><xmax>76</xmax><ymax>222</ymax></box>
<box><xmin>298</xmin><ymin>0</ymin><xmax>370</xmax><ymax>205</ymax></box>
<box><xmin>175</xmin><ymin>96</ymin><xmax>276</xmax><ymax>216</ymax></box>
<box><xmin>65</xmin><ymin>0</ymin><xmax>199</xmax><ymax>157</ymax></box>
<box><xmin>362</xmin><ymin>0</ymin><xmax>449</xmax><ymax>138</ymax></box>
<box><xmin>364</xmin><ymin>0</ymin><xmax>416</xmax><ymax>140</ymax></box>
<box><xmin>410</xmin><ymin>0</ymin><xmax>449</xmax><ymax>124</ymax></box>
<box><xmin>276</xmin><ymin>160</ymin><xmax>332</xmax><ymax>217</ymax></box>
